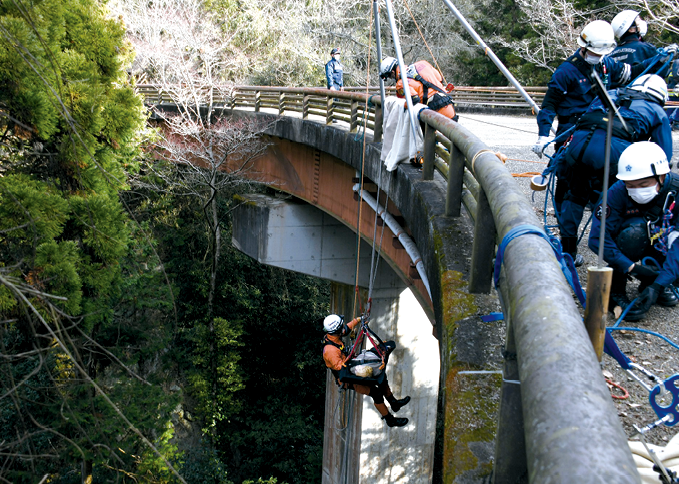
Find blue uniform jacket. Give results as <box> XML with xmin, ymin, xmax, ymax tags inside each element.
<box><xmin>589</xmin><ymin>174</ymin><xmax>679</xmax><ymax>287</ymax></box>
<box><xmin>325</xmin><ymin>58</ymin><xmax>343</xmax><ymax>90</ymax></box>
<box><xmin>537</xmin><ymin>50</ymin><xmax>658</xmax><ymax>137</ymax></box>
<box><xmin>565</xmin><ymin>89</ymin><xmax>672</xmax><ymax>170</ymax></box>
<box><xmin>609</xmin><ymin>33</ymin><xmax>657</xmax><ymax>66</ymax></box>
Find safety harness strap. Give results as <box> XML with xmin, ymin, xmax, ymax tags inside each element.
<box><xmin>575</xmin><ymin>110</ymin><xmax>636</xmax><ymax>141</ymax></box>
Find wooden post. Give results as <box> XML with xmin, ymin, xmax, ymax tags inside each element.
<box><xmin>278</xmin><ymin>92</ymin><xmax>286</xmax><ymax>115</ymax></box>
<box><xmin>446</xmin><ymin>143</ymin><xmax>464</xmax><ymax>217</ymax></box>
<box><xmin>373</xmin><ymin>104</ymin><xmax>383</xmax><ymax>143</ymax></box>
<box><xmin>583</xmin><ymin>266</ymin><xmax>613</xmax><ymax>361</ymax></box>
<box><xmin>254</xmin><ymin>90</ymin><xmax>261</xmax><ymax>112</ymax></box>
<box><xmin>350</xmin><ymin>100</ymin><xmax>359</xmax><ymax>132</ymax></box>
<box><xmin>422</xmin><ymin>124</ymin><xmax>436</xmax><ymax>181</ymax></box>
<box><xmin>326</xmin><ymin>96</ymin><xmax>333</xmax><ymax>125</ymax></box>
<box><xmin>469</xmin><ymin>185</ymin><xmax>496</xmax><ymax>294</ymax></box>
<box><xmin>303</xmin><ymin>93</ymin><xmax>310</xmax><ymax>119</ymax></box>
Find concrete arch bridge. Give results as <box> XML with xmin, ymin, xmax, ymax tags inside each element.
<box><xmin>139</xmin><ymin>85</ymin><xmax>640</xmax><ymax>484</ymax></box>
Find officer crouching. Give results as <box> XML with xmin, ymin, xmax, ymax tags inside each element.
<box><xmin>589</xmin><ymin>141</ymin><xmax>679</xmax><ymax>321</ymax></box>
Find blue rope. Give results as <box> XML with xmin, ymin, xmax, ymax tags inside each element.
<box><xmin>609</xmin><ymin>326</ymin><xmax>679</xmax><ymax>353</ymax></box>
<box><xmin>493</xmin><ymin>224</ymin><xmax>587</xmax><ymax>305</ymax></box>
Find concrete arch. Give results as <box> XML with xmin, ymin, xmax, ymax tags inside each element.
<box><xmin>227</xmin><ymin>111</ymin><xmax>500</xmax><ymax>483</ymax></box>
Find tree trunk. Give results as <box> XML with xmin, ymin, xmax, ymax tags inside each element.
<box><xmin>81</xmin><ymin>459</ymin><xmax>92</xmax><ymax>484</ymax></box>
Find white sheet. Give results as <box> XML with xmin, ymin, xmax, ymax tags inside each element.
<box><xmin>380</xmin><ymin>96</ymin><xmax>426</xmax><ymax>171</ymax></box>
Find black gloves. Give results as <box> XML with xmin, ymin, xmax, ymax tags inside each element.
<box><xmin>636</xmin><ymin>283</ymin><xmax>662</xmax><ymax>313</ymax></box>
<box><xmin>630</xmin><ymin>263</ymin><xmax>660</xmax><ymax>279</ymax></box>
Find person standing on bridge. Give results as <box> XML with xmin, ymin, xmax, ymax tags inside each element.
<box><xmin>325</xmin><ymin>47</ymin><xmax>344</xmax><ymax>91</ymax></box>
<box><xmin>378</xmin><ymin>57</ymin><xmax>457</xmax><ymax>122</ymax></box>
<box><xmin>588</xmin><ymin>142</ymin><xmax>679</xmax><ymax>322</ymax></box>
<box><xmin>531</xmin><ymin>20</ymin><xmax>675</xmax><ymax>211</ymax></box>
<box><xmin>322</xmin><ymin>314</ymin><xmax>410</xmax><ymax>427</ymax></box>
<box><xmin>558</xmin><ymin>74</ymin><xmax>672</xmax><ymax>267</ymax></box>
<box><xmin>609</xmin><ymin>10</ymin><xmax>657</xmax><ymax>67</ymax></box>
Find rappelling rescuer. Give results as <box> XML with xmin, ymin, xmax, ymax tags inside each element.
<box><xmin>321</xmin><ymin>313</ymin><xmax>410</xmax><ymax>428</ymax></box>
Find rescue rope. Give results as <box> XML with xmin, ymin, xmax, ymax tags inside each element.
<box><xmin>401</xmin><ymin>0</ymin><xmax>447</xmax><ymax>86</ymax></box>
<box><xmin>459</xmin><ymin>114</ymin><xmax>540</xmax><ymax>135</ymax></box>
<box><xmin>606</xmin><ymin>378</ymin><xmax>630</xmax><ymax>400</ymax></box>
<box><xmin>352</xmin><ymin>7</ymin><xmax>376</xmax><ymax>319</ymax></box>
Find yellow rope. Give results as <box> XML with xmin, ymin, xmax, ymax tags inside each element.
<box><xmin>402</xmin><ymin>0</ymin><xmax>447</xmax><ymax>86</ymax></box>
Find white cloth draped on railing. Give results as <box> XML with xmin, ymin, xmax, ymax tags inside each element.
<box><xmin>380</xmin><ymin>96</ymin><xmax>426</xmax><ymax>171</ymax></box>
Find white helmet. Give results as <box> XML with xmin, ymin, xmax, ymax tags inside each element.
<box><xmin>617</xmin><ymin>142</ymin><xmax>670</xmax><ymax>181</ymax></box>
<box><xmin>379</xmin><ymin>57</ymin><xmax>398</xmax><ymax>79</ymax></box>
<box><xmin>611</xmin><ymin>10</ymin><xmax>639</xmax><ymax>39</ymax></box>
<box><xmin>629</xmin><ymin>74</ymin><xmax>668</xmax><ymax>104</ymax></box>
<box><xmin>577</xmin><ymin>20</ymin><xmax>616</xmax><ymax>55</ymax></box>
<box><xmin>323</xmin><ymin>314</ymin><xmax>344</xmax><ymax>333</ymax></box>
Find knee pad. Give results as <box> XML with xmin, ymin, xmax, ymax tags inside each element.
<box><xmin>615</xmin><ymin>218</ymin><xmax>649</xmax><ymax>262</ymax></box>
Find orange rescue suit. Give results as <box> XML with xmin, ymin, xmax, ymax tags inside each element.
<box><xmin>395</xmin><ymin>60</ymin><xmax>456</xmax><ymax>119</ymax></box>
<box><xmin>322</xmin><ymin>317</ymin><xmax>374</xmax><ymax>396</ymax></box>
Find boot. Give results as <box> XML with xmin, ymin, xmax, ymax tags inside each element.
<box><xmin>386</xmin><ymin>395</ymin><xmax>411</xmax><ymax>413</ymax></box>
<box><xmin>560</xmin><ymin>236</ymin><xmax>583</xmax><ymax>267</ymax></box>
<box><xmin>657</xmin><ymin>286</ymin><xmax>679</xmax><ymax>307</ymax></box>
<box><xmin>383</xmin><ymin>413</ymin><xmax>408</xmax><ymax>427</ymax></box>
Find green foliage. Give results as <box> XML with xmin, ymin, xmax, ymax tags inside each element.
<box><xmin>0</xmin><ymin>0</ymin><xmax>178</xmax><ymax>481</ymax></box>
<box><xmin>186</xmin><ymin>316</ymin><xmax>245</xmax><ymax>425</ymax></box>
<box><xmin>0</xmin><ymin>174</ymin><xmax>69</xmax><ymax>244</ymax></box>
<box><xmin>34</xmin><ymin>240</ymin><xmax>82</xmax><ymax>313</ymax></box>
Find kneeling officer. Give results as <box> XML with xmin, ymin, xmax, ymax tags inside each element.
<box><xmin>589</xmin><ymin>141</ymin><xmax>679</xmax><ymax>321</ymax></box>
<box><xmin>322</xmin><ymin>314</ymin><xmax>410</xmax><ymax>427</ymax></box>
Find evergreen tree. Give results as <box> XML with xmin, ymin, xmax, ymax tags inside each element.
<box><xmin>0</xmin><ymin>0</ymin><xmax>180</xmax><ymax>481</ymax></box>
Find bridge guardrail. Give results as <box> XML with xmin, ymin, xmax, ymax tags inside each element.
<box><xmin>136</xmin><ymin>84</ymin><xmax>638</xmax><ymax>483</ymax></box>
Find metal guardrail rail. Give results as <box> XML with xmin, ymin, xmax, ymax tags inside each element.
<box><xmin>136</xmin><ymin>84</ymin><xmax>638</xmax><ymax>483</ymax></box>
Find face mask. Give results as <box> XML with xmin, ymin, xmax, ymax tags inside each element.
<box><xmin>584</xmin><ymin>52</ymin><xmax>602</xmax><ymax>65</ymax></box>
<box><xmin>636</xmin><ymin>19</ymin><xmax>648</xmax><ymax>37</ymax></box>
<box><xmin>627</xmin><ymin>184</ymin><xmax>658</xmax><ymax>204</ymax></box>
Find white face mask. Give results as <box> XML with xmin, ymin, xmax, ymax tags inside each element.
<box><xmin>584</xmin><ymin>52</ymin><xmax>602</xmax><ymax>65</ymax></box>
<box><xmin>627</xmin><ymin>184</ymin><xmax>659</xmax><ymax>204</ymax></box>
<box><xmin>636</xmin><ymin>19</ymin><xmax>648</xmax><ymax>37</ymax></box>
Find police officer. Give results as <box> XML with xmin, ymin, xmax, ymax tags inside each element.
<box><xmin>558</xmin><ymin>74</ymin><xmax>672</xmax><ymax>266</ymax></box>
<box><xmin>379</xmin><ymin>57</ymin><xmax>457</xmax><ymax>121</ymax></box>
<box><xmin>321</xmin><ymin>314</ymin><xmax>410</xmax><ymax>427</ymax></box>
<box><xmin>588</xmin><ymin>142</ymin><xmax>679</xmax><ymax>321</ymax></box>
<box><xmin>532</xmin><ymin>20</ymin><xmax>675</xmax><ymax>211</ymax></box>
<box><xmin>325</xmin><ymin>47</ymin><xmax>344</xmax><ymax>91</ymax></box>
<box><xmin>609</xmin><ymin>10</ymin><xmax>657</xmax><ymax>66</ymax></box>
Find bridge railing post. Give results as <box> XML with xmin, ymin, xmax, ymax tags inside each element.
<box><xmin>255</xmin><ymin>90</ymin><xmax>261</xmax><ymax>112</ymax></box>
<box><xmin>373</xmin><ymin>103</ymin><xmax>383</xmax><ymax>143</ymax></box>
<box><xmin>303</xmin><ymin>94</ymin><xmax>310</xmax><ymax>120</ymax></box>
<box><xmin>350</xmin><ymin>100</ymin><xmax>359</xmax><ymax>133</ymax></box>
<box><xmin>326</xmin><ymin>96</ymin><xmax>333</xmax><ymax>125</ymax></box>
<box><xmin>492</xmin><ymin>286</ymin><xmax>528</xmax><ymax>484</ymax></box>
<box><xmin>422</xmin><ymin>124</ymin><xmax>436</xmax><ymax>181</ymax></box>
<box><xmin>279</xmin><ymin>92</ymin><xmax>286</xmax><ymax>115</ymax></box>
<box><xmin>446</xmin><ymin>143</ymin><xmax>464</xmax><ymax>217</ymax></box>
<box><xmin>469</xmin><ymin>181</ymin><xmax>496</xmax><ymax>293</ymax></box>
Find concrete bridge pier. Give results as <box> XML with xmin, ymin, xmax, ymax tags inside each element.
<box><xmin>231</xmin><ymin>193</ymin><xmax>439</xmax><ymax>484</ymax></box>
